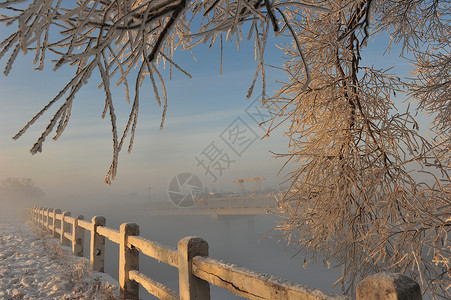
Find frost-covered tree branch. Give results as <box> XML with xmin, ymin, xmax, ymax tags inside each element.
<box><xmin>1</xmin><ymin>0</ymin><xmax>194</xmax><ymax>183</ymax></box>
<box><xmin>0</xmin><ymin>0</ymin><xmax>323</xmax><ymax>183</ymax></box>
<box><xmin>264</xmin><ymin>0</ymin><xmax>450</xmax><ymax>297</ymax></box>
<box><xmin>1</xmin><ymin>0</ymin><xmax>450</xmax><ymax>298</ymax></box>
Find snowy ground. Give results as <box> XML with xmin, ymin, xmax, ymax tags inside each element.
<box><xmin>0</xmin><ymin>219</ymin><xmax>120</xmax><ymax>299</ymax></box>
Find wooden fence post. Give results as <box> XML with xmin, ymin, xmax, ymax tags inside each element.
<box><xmin>53</xmin><ymin>209</ymin><xmax>61</xmax><ymax>238</ymax></box>
<box><xmin>178</xmin><ymin>236</ymin><xmax>210</xmax><ymax>300</ymax></box>
<box><xmin>356</xmin><ymin>273</ymin><xmax>422</xmax><ymax>300</ymax></box>
<box><xmin>73</xmin><ymin>215</ymin><xmax>84</xmax><ymax>257</ymax></box>
<box><xmin>119</xmin><ymin>223</ymin><xmax>139</xmax><ymax>300</ymax></box>
<box><xmin>61</xmin><ymin>211</ymin><xmax>71</xmax><ymax>246</ymax></box>
<box><xmin>90</xmin><ymin>216</ymin><xmax>106</xmax><ymax>272</ymax></box>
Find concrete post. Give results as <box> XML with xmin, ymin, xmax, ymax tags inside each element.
<box><xmin>357</xmin><ymin>272</ymin><xmax>422</xmax><ymax>300</ymax></box>
<box><xmin>41</xmin><ymin>207</ymin><xmax>48</xmax><ymax>228</ymax></box>
<box><xmin>178</xmin><ymin>236</ymin><xmax>210</xmax><ymax>300</ymax></box>
<box><xmin>39</xmin><ymin>207</ymin><xmax>43</xmax><ymax>226</ymax></box>
<box><xmin>119</xmin><ymin>223</ymin><xmax>139</xmax><ymax>300</ymax></box>
<box><xmin>61</xmin><ymin>211</ymin><xmax>71</xmax><ymax>246</ymax></box>
<box><xmin>53</xmin><ymin>209</ymin><xmax>61</xmax><ymax>238</ymax></box>
<box><xmin>45</xmin><ymin>208</ymin><xmax>51</xmax><ymax>230</ymax></box>
<box><xmin>73</xmin><ymin>215</ymin><xmax>85</xmax><ymax>257</ymax></box>
<box><xmin>90</xmin><ymin>216</ymin><xmax>106</xmax><ymax>272</ymax></box>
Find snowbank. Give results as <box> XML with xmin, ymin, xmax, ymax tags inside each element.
<box><xmin>0</xmin><ymin>220</ymin><xmax>120</xmax><ymax>299</ymax></box>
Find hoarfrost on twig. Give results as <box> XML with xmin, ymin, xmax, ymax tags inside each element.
<box><xmin>0</xmin><ymin>1</ymin><xmax>449</xmax><ymax>298</ymax></box>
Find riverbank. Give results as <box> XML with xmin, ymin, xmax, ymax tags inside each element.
<box><xmin>0</xmin><ymin>220</ymin><xmax>119</xmax><ymax>299</ymax></box>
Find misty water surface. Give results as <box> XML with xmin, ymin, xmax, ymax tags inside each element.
<box><xmin>54</xmin><ymin>196</ymin><xmax>342</xmax><ymax>300</ymax></box>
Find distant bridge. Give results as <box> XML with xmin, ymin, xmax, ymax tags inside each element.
<box><xmin>148</xmin><ymin>194</ymin><xmax>277</xmax><ymax>219</ymax></box>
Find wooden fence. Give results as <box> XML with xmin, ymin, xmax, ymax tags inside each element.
<box><xmin>27</xmin><ymin>206</ymin><xmax>422</xmax><ymax>300</ymax></box>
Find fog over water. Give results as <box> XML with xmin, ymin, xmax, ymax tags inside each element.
<box><xmin>29</xmin><ymin>193</ymin><xmax>342</xmax><ymax>299</ymax></box>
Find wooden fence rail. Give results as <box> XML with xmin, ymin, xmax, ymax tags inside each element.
<box><xmin>27</xmin><ymin>206</ymin><xmax>422</xmax><ymax>300</ymax></box>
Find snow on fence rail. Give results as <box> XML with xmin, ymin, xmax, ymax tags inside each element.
<box><xmin>27</xmin><ymin>206</ymin><xmax>422</xmax><ymax>300</ymax></box>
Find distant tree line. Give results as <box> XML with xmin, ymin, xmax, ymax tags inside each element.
<box><xmin>0</xmin><ymin>177</ymin><xmax>45</xmax><ymax>201</ymax></box>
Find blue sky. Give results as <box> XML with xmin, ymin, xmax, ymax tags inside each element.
<box><xmin>0</xmin><ymin>20</ymin><xmax>436</xmax><ymax>201</ymax></box>
<box><xmin>0</xmin><ymin>24</ymin><xmax>292</xmax><ymax>199</ymax></box>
